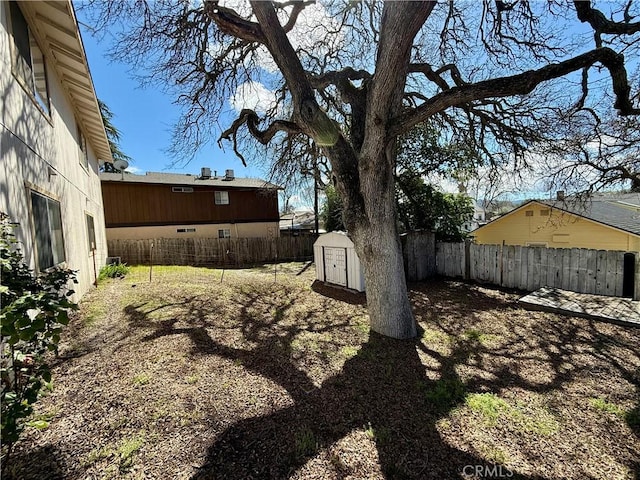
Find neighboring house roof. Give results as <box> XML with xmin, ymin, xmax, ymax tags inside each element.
<box><xmin>540</xmin><ymin>192</ymin><xmax>640</xmax><ymax>237</ymax></box>
<box><xmin>279</xmin><ymin>210</ymin><xmax>323</xmax><ymax>231</ymax></box>
<box><xmin>472</xmin><ymin>192</ymin><xmax>640</xmax><ymax>237</ymax></box>
<box><xmin>17</xmin><ymin>1</ymin><xmax>112</xmax><ymax>162</ymax></box>
<box><xmin>100</xmin><ymin>171</ymin><xmax>279</xmax><ymax>189</ymax></box>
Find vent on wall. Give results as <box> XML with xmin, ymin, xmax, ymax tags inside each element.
<box><xmin>172</xmin><ymin>186</ymin><xmax>194</xmax><ymax>193</ymax></box>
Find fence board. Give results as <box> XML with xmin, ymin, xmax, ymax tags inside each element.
<box><xmin>605</xmin><ymin>250</ymin><xmax>618</xmax><ymax>296</ymax></box>
<box><xmin>585</xmin><ymin>249</ymin><xmax>597</xmax><ymax>294</ymax></box>
<box><xmin>436</xmin><ymin>242</ymin><xmax>464</xmax><ymax>278</ymax></box>
<box><xmin>504</xmin><ymin>246</ymin><xmax>514</xmax><ymax>288</ymax></box>
<box><xmin>595</xmin><ymin>250</ymin><xmax>607</xmax><ymax>294</ymax></box>
<box><xmin>577</xmin><ymin>249</ymin><xmax>588</xmax><ymax>294</ymax></box>
<box><xmin>510</xmin><ymin>246</ymin><xmax>520</xmax><ymax>289</ymax></box>
<box><xmin>545</xmin><ymin>248</ymin><xmax>557</xmax><ymax>288</ymax></box>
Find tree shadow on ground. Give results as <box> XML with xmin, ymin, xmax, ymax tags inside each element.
<box><xmin>114</xmin><ymin>280</ymin><xmax>562</xmax><ymax>479</ymax></box>
<box><xmin>190</xmin><ymin>331</ymin><xmax>511</xmax><ymax>480</ymax></box>
<box><xmin>104</xmin><ymin>277</ymin><xmax>638</xmax><ymax>479</ymax></box>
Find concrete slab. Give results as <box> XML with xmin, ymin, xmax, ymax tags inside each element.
<box><xmin>519</xmin><ymin>287</ymin><xmax>640</xmax><ymax>327</ymax></box>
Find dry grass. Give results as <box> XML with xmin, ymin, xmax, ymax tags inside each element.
<box><xmin>6</xmin><ymin>263</ymin><xmax>640</xmax><ymax>480</ymax></box>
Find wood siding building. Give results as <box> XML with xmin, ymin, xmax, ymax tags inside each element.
<box><xmin>100</xmin><ymin>171</ymin><xmax>280</xmax><ymax>240</ymax></box>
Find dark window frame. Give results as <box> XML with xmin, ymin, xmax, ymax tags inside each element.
<box><xmin>8</xmin><ymin>1</ymin><xmax>51</xmax><ymax>116</ymax></box>
<box><xmin>86</xmin><ymin>213</ymin><xmax>96</xmax><ymax>251</ymax></box>
<box><xmin>214</xmin><ymin>191</ymin><xmax>230</xmax><ymax>205</ymax></box>
<box><xmin>30</xmin><ymin>190</ymin><xmax>66</xmax><ymax>270</ymax></box>
<box><xmin>172</xmin><ymin>186</ymin><xmax>194</xmax><ymax>193</ymax></box>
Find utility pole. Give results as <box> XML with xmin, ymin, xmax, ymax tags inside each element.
<box><xmin>313</xmin><ymin>143</ymin><xmax>320</xmax><ymax>237</ymax></box>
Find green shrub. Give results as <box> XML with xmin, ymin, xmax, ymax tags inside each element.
<box><xmin>0</xmin><ymin>213</ymin><xmax>77</xmax><ymax>464</ymax></box>
<box><xmin>99</xmin><ymin>263</ymin><xmax>130</xmax><ymax>280</ymax></box>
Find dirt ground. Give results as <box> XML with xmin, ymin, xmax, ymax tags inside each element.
<box><xmin>5</xmin><ymin>263</ymin><xmax>640</xmax><ymax>480</ymax></box>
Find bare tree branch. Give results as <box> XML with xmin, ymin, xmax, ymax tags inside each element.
<box><xmin>205</xmin><ymin>0</ymin><xmax>265</xmax><ymax>43</ymax></box>
<box><xmin>574</xmin><ymin>0</ymin><xmax>640</xmax><ymax>36</ymax></box>
<box><xmin>391</xmin><ymin>47</ymin><xmax>639</xmax><ymax>137</ymax></box>
<box><xmin>281</xmin><ymin>1</ymin><xmax>314</xmax><ymax>32</ymax></box>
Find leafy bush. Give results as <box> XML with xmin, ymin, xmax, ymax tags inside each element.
<box><xmin>0</xmin><ymin>213</ymin><xmax>77</xmax><ymax>463</ymax></box>
<box><xmin>99</xmin><ymin>263</ymin><xmax>130</xmax><ymax>280</ymax></box>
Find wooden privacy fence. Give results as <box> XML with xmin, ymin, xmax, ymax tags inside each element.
<box><xmin>401</xmin><ymin>231</ymin><xmax>437</xmax><ymax>282</ymax></box>
<box><xmin>436</xmin><ymin>242</ymin><xmax>639</xmax><ymax>299</ymax></box>
<box><xmin>107</xmin><ymin>236</ymin><xmax>315</xmax><ymax>267</ymax></box>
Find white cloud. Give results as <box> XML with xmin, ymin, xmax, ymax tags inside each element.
<box><xmin>230</xmin><ymin>81</ymin><xmax>277</xmax><ymax>113</ymax></box>
<box><xmin>125</xmin><ymin>166</ymin><xmax>143</xmax><ymax>174</ymax></box>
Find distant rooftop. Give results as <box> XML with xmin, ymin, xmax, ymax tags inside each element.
<box><xmin>279</xmin><ymin>210</ymin><xmax>323</xmax><ymax>231</ymax></box>
<box><xmin>100</xmin><ymin>171</ymin><xmax>279</xmax><ymax>189</ymax></box>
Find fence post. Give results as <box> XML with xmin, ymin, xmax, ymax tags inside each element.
<box><xmin>149</xmin><ymin>241</ymin><xmax>154</xmax><ymax>282</ymax></box>
<box><xmin>499</xmin><ymin>241</ymin><xmax>505</xmax><ymax>286</ymax></box>
<box><xmin>464</xmin><ymin>240</ymin><xmax>471</xmax><ymax>280</ymax></box>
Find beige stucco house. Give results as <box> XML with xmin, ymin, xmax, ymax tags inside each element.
<box><xmin>1</xmin><ymin>1</ymin><xmax>112</xmax><ymax>298</ymax></box>
<box><xmin>473</xmin><ymin>193</ymin><xmax>640</xmax><ymax>252</ymax></box>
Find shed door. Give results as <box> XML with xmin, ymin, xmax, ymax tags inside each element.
<box><xmin>324</xmin><ymin>247</ymin><xmax>347</xmax><ymax>287</ymax></box>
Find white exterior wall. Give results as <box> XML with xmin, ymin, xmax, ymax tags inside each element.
<box><xmin>313</xmin><ymin>232</ymin><xmax>365</xmax><ymax>292</ymax></box>
<box><xmin>0</xmin><ymin>4</ymin><xmax>108</xmax><ymax>299</ymax></box>
<box><xmin>106</xmin><ymin>222</ymin><xmax>280</xmax><ymax>240</ymax></box>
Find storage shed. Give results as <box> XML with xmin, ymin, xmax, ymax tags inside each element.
<box><xmin>313</xmin><ymin>232</ymin><xmax>365</xmax><ymax>292</ymax></box>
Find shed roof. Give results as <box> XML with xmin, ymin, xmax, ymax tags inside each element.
<box><xmin>313</xmin><ymin>231</ymin><xmax>355</xmax><ymax>248</ymax></box>
<box><xmin>100</xmin><ymin>171</ymin><xmax>279</xmax><ymax>189</ymax></box>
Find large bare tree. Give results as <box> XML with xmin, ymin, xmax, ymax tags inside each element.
<box><xmin>86</xmin><ymin>0</ymin><xmax>640</xmax><ymax>338</ymax></box>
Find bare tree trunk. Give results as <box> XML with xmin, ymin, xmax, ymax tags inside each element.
<box><xmin>347</xmin><ymin>142</ymin><xmax>416</xmax><ymax>339</ymax></box>
<box><xmin>352</xmin><ymin>220</ymin><xmax>415</xmax><ymax>339</ymax></box>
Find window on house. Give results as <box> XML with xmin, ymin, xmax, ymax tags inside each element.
<box><xmin>9</xmin><ymin>1</ymin><xmax>50</xmax><ymax>114</ymax></box>
<box><xmin>525</xmin><ymin>210</ymin><xmax>534</xmax><ymax>217</ymax></box>
<box><xmin>30</xmin><ymin>191</ymin><xmax>65</xmax><ymax>269</ymax></box>
<box><xmin>218</xmin><ymin>229</ymin><xmax>231</xmax><ymax>239</ymax></box>
<box><xmin>172</xmin><ymin>186</ymin><xmax>194</xmax><ymax>193</ymax></box>
<box><xmin>78</xmin><ymin>124</ymin><xmax>88</xmax><ymax>169</ymax></box>
<box><xmin>177</xmin><ymin>228</ymin><xmax>196</xmax><ymax>233</ymax></box>
<box><xmin>86</xmin><ymin>214</ymin><xmax>96</xmax><ymax>251</ymax></box>
<box><xmin>540</xmin><ymin>209</ymin><xmax>550</xmax><ymax>216</ymax></box>
<box><xmin>215</xmin><ymin>191</ymin><xmax>229</xmax><ymax>205</ymax></box>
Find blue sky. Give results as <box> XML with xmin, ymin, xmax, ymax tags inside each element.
<box><xmin>77</xmin><ymin>15</ymin><xmax>265</xmax><ymax>180</ymax></box>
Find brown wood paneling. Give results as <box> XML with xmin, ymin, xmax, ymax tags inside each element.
<box><xmin>101</xmin><ymin>182</ymin><xmax>279</xmax><ymax>227</ymax></box>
